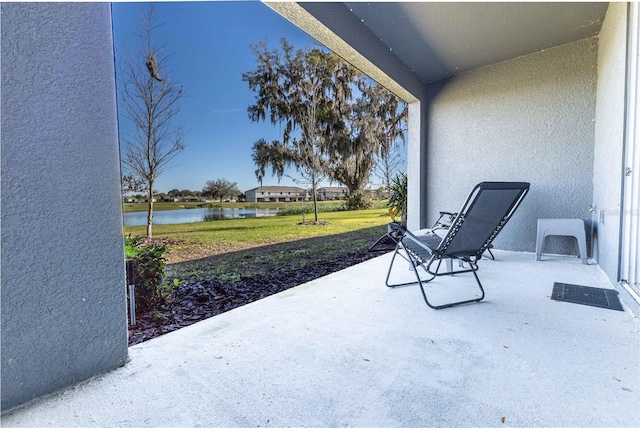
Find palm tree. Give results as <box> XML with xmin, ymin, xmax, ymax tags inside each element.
<box><xmin>387</xmin><ymin>173</ymin><xmax>408</xmax><ymax>227</ymax></box>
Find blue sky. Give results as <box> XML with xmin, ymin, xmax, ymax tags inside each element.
<box><xmin>111</xmin><ymin>2</ymin><xmax>322</xmax><ymax>194</ymax></box>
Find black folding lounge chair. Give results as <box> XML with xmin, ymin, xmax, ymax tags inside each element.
<box><xmin>386</xmin><ymin>182</ymin><xmax>530</xmax><ymax>309</ymax></box>
<box><xmin>431</xmin><ymin>211</ymin><xmax>495</xmax><ymax>260</ymax></box>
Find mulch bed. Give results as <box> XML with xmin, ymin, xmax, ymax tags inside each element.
<box><xmin>127</xmin><ymin>233</ymin><xmax>392</xmax><ymax>345</ymax></box>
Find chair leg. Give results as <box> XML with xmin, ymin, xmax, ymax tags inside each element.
<box><xmin>386</xmin><ymin>246</ymin><xmax>486</xmax><ymax>309</ymax></box>
<box><xmin>385</xmin><ymin>244</ymin><xmax>434</xmax><ymax>288</ymax></box>
<box><xmin>417</xmin><ymin>268</ymin><xmax>485</xmax><ymax>309</ymax></box>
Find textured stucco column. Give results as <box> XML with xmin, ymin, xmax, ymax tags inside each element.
<box><xmin>406</xmin><ymin>102</ymin><xmax>423</xmax><ymax>231</ymax></box>
<box><xmin>1</xmin><ymin>3</ymin><xmax>128</xmax><ymax>412</ymax></box>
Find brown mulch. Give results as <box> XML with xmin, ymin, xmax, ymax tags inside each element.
<box><xmin>127</xmin><ymin>227</ymin><xmax>395</xmax><ymax>346</ymax></box>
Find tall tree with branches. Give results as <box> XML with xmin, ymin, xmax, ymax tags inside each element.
<box><xmin>202</xmin><ymin>178</ymin><xmax>240</xmax><ymax>202</ymax></box>
<box><xmin>326</xmin><ymin>79</ymin><xmax>407</xmax><ymax>209</ymax></box>
<box><xmin>243</xmin><ymin>39</ymin><xmax>354</xmax><ymax>222</ymax></box>
<box><xmin>119</xmin><ymin>5</ymin><xmax>185</xmax><ymax>237</ymax></box>
<box><xmin>244</xmin><ymin>39</ymin><xmax>407</xmax><ymax>215</ymax></box>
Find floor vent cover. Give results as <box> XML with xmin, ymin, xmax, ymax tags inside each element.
<box><xmin>552</xmin><ymin>282</ymin><xmax>624</xmax><ymax>311</ymax></box>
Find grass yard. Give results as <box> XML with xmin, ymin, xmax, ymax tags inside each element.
<box><xmin>124</xmin><ymin>208</ymin><xmax>393</xmax><ymax>264</ymax></box>
<box><xmin>125</xmin><ymin>207</ymin><xmax>395</xmax><ymax>344</ymax></box>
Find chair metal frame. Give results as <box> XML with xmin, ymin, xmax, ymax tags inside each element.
<box><xmin>385</xmin><ymin>182</ymin><xmax>530</xmax><ymax>309</ymax></box>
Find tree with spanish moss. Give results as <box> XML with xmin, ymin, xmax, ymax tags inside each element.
<box><xmin>325</xmin><ymin>79</ymin><xmax>407</xmax><ymax>209</ymax></box>
<box><xmin>243</xmin><ymin>39</ymin><xmax>355</xmax><ymax>222</ymax></box>
<box><xmin>244</xmin><ymin>39</ymin><xmax>407</xmax><ymax>214</ymax></box>
<box><xmin>119</xmin><ymin>5</ymin><xmax>185</xmax><ymax>237</ymax></box>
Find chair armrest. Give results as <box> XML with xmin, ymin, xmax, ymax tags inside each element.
<box><xmin>433</xmin><ymin>211</ymin><xmax>457</xmax><ymax>230</ymax></box>
<box><xmin>388</xmin><ymin>222</ymin><xmax>407</xmax><ymax>234</ymax></box>
<box><xmin>389</xmin><ymin>223</ymin><xmax>437</xmax><ymax>258</ymax></box>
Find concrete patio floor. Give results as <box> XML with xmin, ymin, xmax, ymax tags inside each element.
<box><xmin>3</xmin><ymin>250</ymin><xmax>639</xmax><ymax>427</ymax></box>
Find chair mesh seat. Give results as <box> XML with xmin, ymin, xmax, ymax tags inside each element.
<box><xmin>402</xmin><ymin>233</ymin><xmax>442</xmax><ymax>260</ymax></box>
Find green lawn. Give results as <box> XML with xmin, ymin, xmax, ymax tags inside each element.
<box><xmin>124</xmin><ymin>208</ymin><xmax>393</xmax><ymax>264</ymax></box>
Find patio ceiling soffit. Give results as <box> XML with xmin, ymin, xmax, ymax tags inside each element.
<box><xmin>266</xmin><ymin>2</ymin><xmax>608</xmax><ymax>97</ymax></box>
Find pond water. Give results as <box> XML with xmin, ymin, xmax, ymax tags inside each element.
<box><xmin>123</xmin><ymin>207</ymin><xmax>280</xmax><ymax>226</ymax></box>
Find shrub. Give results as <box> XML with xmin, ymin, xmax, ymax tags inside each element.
<box><xmin>387</xmin><ymin>172</ymin><xmax>408</xmax><ymax>226</ymax></box>
<box><xmin>344</xmin><ymin>190</ymin><xmax>373</xmax><ymax>210</ymax></box>
<box><xmin>125</xmin><ymin>236</ymin><xmax>173</xmax><ymax>309</ymax></box>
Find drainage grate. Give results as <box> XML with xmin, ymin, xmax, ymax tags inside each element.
<box><xmin>551</xmin><ymin>282</ymin><xmax>624</xmax><ymax>311</ymax></box>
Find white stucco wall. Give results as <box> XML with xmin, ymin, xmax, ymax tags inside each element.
<box><xmin>423</xmin><ymin>38</ymin><xmax>598</xmax><ymax>253</ymax></box>
<box><xmin>593</xmin><ymin>3</ymin><xmax>627</xmax><ymax>285</ymax></box>
<box><xmin>593</xmin><ymin>2</ymin><xmax>640</xmax><ymax>316</ymax></box>
<box><xmin>1</xmin><ymin>3</ymin><xmax>128</xmax><ymax>412</ymax></box>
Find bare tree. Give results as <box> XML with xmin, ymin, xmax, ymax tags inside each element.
<box><xmin>373</xmin><ymin>146</ymin><xmax>405</xmax><ymax>196</ymax></box>
<box><xmin>119</xmin><ymin>5</ymin><xmax>185</xmax><ymax>237</ymax></box>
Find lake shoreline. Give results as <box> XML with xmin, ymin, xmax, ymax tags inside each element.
<box><xmin>122</xmin><ymin>200</ymin><xmax>351</xmax><ymax>213</ymax></box>
<box><xmin>123</xmin><ymin>206</ymin><xmax>281</xmax><ymax>226</ymax></box>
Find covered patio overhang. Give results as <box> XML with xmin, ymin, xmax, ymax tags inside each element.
<box><xmin>4</xmin><ymin>252</ymin><xmax>639</xmax><ymax>426</ymax></box>
<box><xmin>265</xmin><ymin>0</ymin><xmax>608</xmax><ymax>233</ymax></box>
<box><xmin>266</xmin><ymin>2</ymin><xmax>608</xmax><ymax>96</ymax></box>
<box><xmin>265</xmin><ymin>2</ymin><xmax>640</xmax><ymax>315</ymax></box>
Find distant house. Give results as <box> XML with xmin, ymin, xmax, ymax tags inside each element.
<box><xmin>317</xmin><ymin>187</ymin><xmax>348</xmax><ymax>201</ymax></box>
<box><xmin>245</xmin><ymin>186</ymin><xmax>310</xmax><ymax>203</ymax></box>
<box><xmin>123</xmin><ymin>195</ymin><xmax>146</xmax><ymax>203</ymax></box>
<box><xmin>160</xmin><ymin>195</ymin><xmax>178</xmax><ymax>202</ymax></box>
<box><xmin>180</xmin><ymin>196</ymin><xmax>201</xmax><ymax>203</ymax></box>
